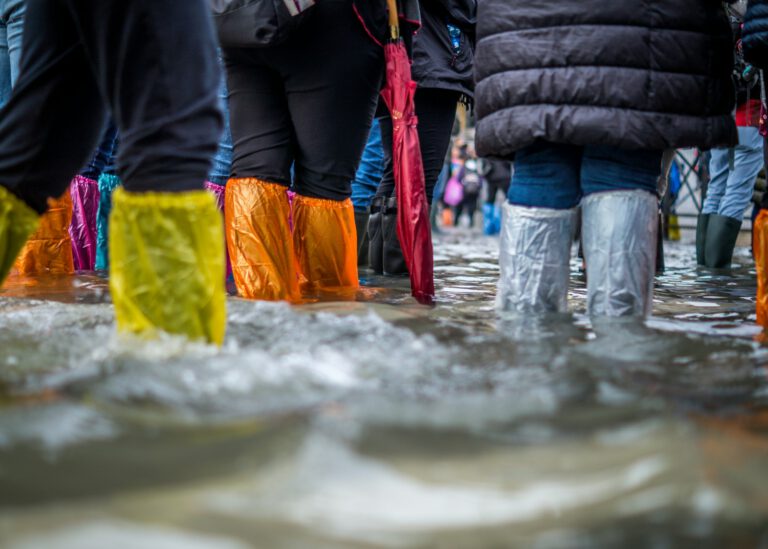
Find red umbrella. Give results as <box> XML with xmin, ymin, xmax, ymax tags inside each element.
<box><xmin>381</xmin><ymin>0</ymin><xmax>435</xmax><ymax>305</ymax></box>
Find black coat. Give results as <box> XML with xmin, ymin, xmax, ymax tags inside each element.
<box><xmin>412</xmin><ymin>0</ymin><xmax>476</xmax><ymax>98</ymax></box>
<box><xmin>744</xmin><ymin>0</ymin><xmax>768</xmax><ymax>69</ymax></box>
<box><xmin>474</xmin><ymin>0</ymin><xmax>738</xmax><ymax>158</ymax></box>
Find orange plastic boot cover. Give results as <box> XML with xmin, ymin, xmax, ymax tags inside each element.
<box><xmin>292</xmin><ymin>194</ymin><xmax>359</xmax><ymax>296</ymax></box>
<box><xmin>755</xmin><ymin>210</ymin><xmax>768</xmax><ymax>327</ymax></box>
<box><xmin>13</xmin><ymin>190</ymin><xmax>74</xmax><ymax>275</ymax></box>
<box><xmin>225</xmin><ymin>178</ymin><xmax>300</xmax><ymax>301</ymax></box>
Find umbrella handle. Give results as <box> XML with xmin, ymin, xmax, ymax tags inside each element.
<box><xmin>386</xmin><ymin>0</ymin><xmax>399</xmax><ymax>40</ymax></box>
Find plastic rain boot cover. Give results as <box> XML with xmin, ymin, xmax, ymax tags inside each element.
<box><xmin>293</xmin><ymin>194</ymin><xmax>359</xmax><ymax>295</ymax></box>
<box><xmin>755</xmin><ymin>210</ymin><xmax>768</xmax><ymax>327</ymax></box>
<box><xmin>0</xmin><ymin>186</ymin><xmax>39</xmax><ymax>284</ymax></box>
<box><xmin>13</xmin><ymin>190</ymin><xmax>74</xmax><ymax>275</ymax></box>
<box><xmin>582</xmin><ymin>190</ymin><xmax>658</xmax><ymax>317</ymax></box>
<box><xmin>496</xmin><ymin>202</ymin><xmax>576</xmax><ymax>313</ymax></box>
<box><xmin>95</xmin><ymin>173</ymin><xmax>122</xmax><ymax>271</ymax></box>
<box><xmin>109</xmin><ymin>188</ymin><xmax>226</xmax><ymax>344</ymax></box>
<box><xmin>224</xmin><ymin>178</ymin><xmax>300</xmax><ymax>302</ymax></box>
<box><xmin>69</xmin><ymin>175</ymin><xmax>100</xmax><ymax>271</ymax></box>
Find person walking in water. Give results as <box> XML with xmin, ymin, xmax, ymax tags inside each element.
<box><xmin>0</xmin><ymin>0</ymin><xmax>226</xmax><ymax>344</ymax></box>
<box><xmin>475</xmin><ymin>0</ymin><xmax>737</xmax><ymax>317</ymax></box>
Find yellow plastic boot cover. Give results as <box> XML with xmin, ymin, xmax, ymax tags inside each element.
<box><xmin>755</xmin><ymin>210</ymin><xmax>768</xmax><ymax>328</ymax></box>
<box><xmin>225</xmin><ymin>178</ymin><xmax>300</xmax><ymax>301</ymax></box>
<box><xmin>12</xmin><ymin>190</ymin><xmax>73</xmax><ymax>275</ymax></box>
<box><xmin>293</xmin><ymin>194</ymin><xmax>359</xmax><ymax>296</ymax></box>
<box><xmin>109</xmin><ymin>188</ymin><xmax>226</xmax><ymax>345</ymax></box>
<box><xmin>0</xmin><ymin>186</ymin><xmax>40</xmax><ymax>284</ymax></box>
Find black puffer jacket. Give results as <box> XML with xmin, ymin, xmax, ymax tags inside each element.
<box><xmin>474</xmin><ymin>0</ymin><xmax>737</xmax><ymax>158</ymax></box>
<box><xmin>744</xmin><ymin>0</ymin><xmax>768</xmax><ymax>69</ymax></box>
<box><xmin>412</xmin><ymin>0</ymin><xmax>476</xmax><ymax>98</ymax></box>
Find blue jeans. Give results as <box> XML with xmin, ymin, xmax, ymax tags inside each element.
<box><xmin>208</xmin><ymin>67</ymin><xmax>232</xmax><ymax>186</ymax></box>
<box><xmin>351</xmin><ymin>118</ymin><xmax>384</xmax><ymax>212</ymax></box>
<box><xmin>80</xmin><ymin>122</ymin><xmax>119</xmax><ymax>180</ymax></box>
<box><xmin>0</xmin><ymin>0</ymin><xmax>24</xmax><ymax>109</ymax></box>
<box><xmin>508</xmin><ymin>143</ymin><xmax>662</xmax><ymax>209</ymax></box>
<box><xmin>702</xmin><ymin>126</ymin><xmax>765</xmax><ymax>220</ymax></box>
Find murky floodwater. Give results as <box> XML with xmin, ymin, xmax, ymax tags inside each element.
<box><xmin>1</xmin><ymin>231</ymin><xmax>767</xmax><ymax>548</ymax></box>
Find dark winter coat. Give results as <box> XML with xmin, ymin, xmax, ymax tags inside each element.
<box><xmin>412</xmin><ymin>0</ymin><xmax>476</xmax><ymax>98</ymax></box>
<box><xmin>474</xmin><ymin>0</ymin><xmax>738</xmax><ymax>158</ymax></box>
<box><xmin>744</xmin><ymin>0</ymin><xmax>768</xmax><ymax>69</ymax></box>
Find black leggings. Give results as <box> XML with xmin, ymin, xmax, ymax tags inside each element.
<box><xmin>223</xmin><ymin>0</ymin><xmax>383</xmax><ymax>201</ymax></box>
<box><xmin>376</xmin><ymin>88</ymin><xmax>460</xmax><ymax>205</ymax></box>
<box><xmin>0</xmin><ymin>0</ymin><xmax>222</xmax><ymax>214</ymax></box>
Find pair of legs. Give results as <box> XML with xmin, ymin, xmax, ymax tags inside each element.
<box><xmin>0</xmin><ymin>0</ymin><xmax>226</xmax><ymax>343</ymax></box>
<box><xmin>697</xmin><ymin>126</ymin><xmax>765</xmax><ymax>268</ymax></box>
<box><xmin>499</xmin><ymin>142</ymin><xmax>661</xmax><ymax>317</ymax></box>
<box><xmin>368</xmin><ymin>88</ymin><xmax>460</xmax><ymax>275</ymax></box>
<box><xmin>222</xmin><ymin>0</ymin><xmax>383</xmax><ymax>300</ymax></box>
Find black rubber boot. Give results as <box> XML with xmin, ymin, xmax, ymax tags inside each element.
<box><xmin>368</xmin><ymin>197</ymin><xmax>384</xmax><ymax>274</ymax></box>
<box><xmin>695</xmin><ymin>213</ymin><xmax>710</xmax><ymax>266</ymax></box>
<box><xmin>382</xmin><ymin>197</ymin><xmax>408</xmax><ymax>276</ymax></box>
<box><xmin>354</xmin><ymin>210</ymin><xmax>370</xmax><ymax>268</ymax></box>
<box><xmin>704</xmin><ymin>214</ymin><xmax>742</xmax><ymax>268</ymax></box>
<box><xmin>656</xmin><ymin>212</ymin><xmax>665</xmax><ymax>275</ymax></box>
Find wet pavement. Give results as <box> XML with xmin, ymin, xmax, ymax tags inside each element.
<box><xmin>1</xmin><ymin>230</ymin><xmax>767</xmax><ymax>548</ymax></box>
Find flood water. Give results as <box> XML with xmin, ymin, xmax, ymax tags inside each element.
<box><xmin>1</xmin><ymin>231</ymin><xmax>767</xmax><ymax>548</ymax></box>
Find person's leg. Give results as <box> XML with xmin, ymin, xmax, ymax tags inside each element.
<box><xmin>0</xmin><ymin>3</ymin><xmax>10</xmax><ymax>108</ymax></box>
<box><xmin>497</xmin><ymin>142</ymin><xmax>580</xmax><ymax>313</ymax></box>
<box><xmin>72</xmin><ymin>0</ymin><xmax>226</xmax><ymax>343</ymax></box>
<box><xmin>580</xmin><ymin>146</ymin><xmax>661</xmax><ymax>317</ymax></box>
<box><xmin>0</xmin><ymin>0</ymin><xmax>108</xmax><ymax>281</ymax></box>
<box><xmin>221</xmin><ymin>48</ymin><xmax>299</xmax><ymax>301</ymax></box>
<box><xmin>702</xmin><ymin>148</ymin><xmax>730</xmax><ymax>215</ymax></box>
<box><xmin>351</xmin><ymin>120</ymin><xmax>384</xmax><ymax>267</ymax></box>
<box><xmin>283</xmin><ymin>0</ymin><xmax>383</xmax><ymax>295</ymax></box>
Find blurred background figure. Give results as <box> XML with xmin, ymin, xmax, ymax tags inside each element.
<box><xmin>480</xmin><ymin>158</ymin><xmax>511</xmax><ymax>235</ymax></box>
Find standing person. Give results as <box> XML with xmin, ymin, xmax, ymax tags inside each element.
<box><xmin>476</xmin><ymin>0</ymin><xmax>736</xmax><ymax>317</ymax></box>
<box><xmin>222</xmin><ymin>0</ymin><xmax>392</xmax><ymax>301</ymax></box>
<box><xmin>0</xmin><ymin>0</ymin><xmax>23</xmax><ymax>109</ymax></box>
<box><xmin>0</xmin><ymin>0</ymin><xmax>226</xmax><ymax>344</ymax></box>
<box><xmin>697</xmin><ymin>1</ymin><xmax>765</xmax><ymax>269</ymax></box>
<box><xmin>453</xmin><ymin>158</ymin><xmax>482</xmax><ymax>228</ymax></box>
<box><xmin>369</xmin><ymin>0</ymin><xmax>476</xmax><ymax>276</ymax></box>
<box><xmin>480</xmin><ymin>158</ymin><xmax>511</xmax><ymax>235</ymax></box>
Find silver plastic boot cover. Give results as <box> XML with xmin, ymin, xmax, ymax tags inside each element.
<box><xmin>497</xmin><ymin>202</ymin><xmax>576</xmax><ymax>313</ymax></box>
<box><xmin>581</xmin><ymin>190</ymin><xmax>658</xmax><ymax>317</ymax></box>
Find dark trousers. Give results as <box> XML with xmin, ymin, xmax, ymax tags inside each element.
<box><xmin>376</xmin><ymin>88</ymin><xmax>460</xmax><ymax>205</ymax></box>
<box><xmin>223</xmin><ymin>0</ymin><xmax>383</xmax><ymax>201</ymax></box>
<box><xmin>0</xmin><ymin>0</ymin><xmax>222</xmax><ymax>214</ymax></box>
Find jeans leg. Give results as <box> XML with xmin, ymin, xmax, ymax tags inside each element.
<box><xmin>507</xmin><ymin>142</ymin><xmax>582</xmax><ymax>209</ymax></box>
<box><xmin>5</xmin><ymin>0</ymin><xmax>22</xmax><ymax>87</ymax></box>
<box><xmin>351</xmin><ymin>119</ymin><xmax>384</xmax><ymax>211</ymax></box>
<box><xmin>702</xmin><ymin>147</ymin><xmax>730</xmax><ymax>215</ymax></box>
<box><xmin>580</xmin><ymin>146</ymin><xmax>662</xmax><ymax>197</ymax></box>
<box><xmin>718</xmin><ymin>126</ymin><xmax>765</xmax><ymax>220</ymax></box>
<box><xmin>207</xmin><ymin>65</ymin><xmax>233</xmax><ymax>186</ymax></box>
<box><xmin>0</xmin><ymin>17</ymin><xmax>8</xmax><ymax>109</ymax></box>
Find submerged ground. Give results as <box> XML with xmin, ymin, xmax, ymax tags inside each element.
<box><xmin>0</xmin><ymin>231</ymin><xmax>767</xmax><ymax>548</ymax></box>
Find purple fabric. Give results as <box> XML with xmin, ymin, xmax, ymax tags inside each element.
<box><xmin>69</xmin><ymin>175</ymin><xmax>100</xmax><ymax>271</ymax></box>
<box><xmin>204</xmin><ymin>181</ymin><xmax>232</xmax><ymax>278</ymax></box>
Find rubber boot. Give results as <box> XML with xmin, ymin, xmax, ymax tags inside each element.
<box><xmin>704</xmin><ymin>214</ymin><xmax>742</xmax><ymax>269</ymax></box>
<box><xmin>204</xmin><ymin>181</ymin><xmax>232</xmax><ymax>280</ymax></box>
<box><xmin>482</xmin><ymin>203</ymin><xmax>495</xmax><ymax>235</ymax></box>
<box><xmin>582</xmin><ymin>190</ymin><xmax>658</xmax><ymax>317</ymax></box>
<box><xmin>656</xmin><ymin>211</ymin><xmax>665</xmax><ymax>275</ymax></box>
<box><xmin>12</xmin><ymin>190</ymin><xmax>74</xmax><ymax>275</ymax></box>
<box><xmin>293</xmin><ymin>194</ymin><xmax>359</xmax><ymax>296</ymax></box>
<box><xmin>368</xmin><ymin>196</ymin><xmax>384</xmax><ymax>274</ymax></box>
<box><xmin>382</xmin><ymin>196</ymin><xmax>408</xmax><ymax>276</ymax></box>
<box><xmin>754</xmin><ymin>210</ymin><xmax>768</xmax><ymax>327</ymax></box>
<box><xmin>497</xmin><ymin>202</ymin><xmax>576</xmax><ymax>313</ymax></box>
<box><xmin>109</xmin><ymin>188</ymin><xmax>227</xmax><ymax>344</ymax></box>
<box><xmin>354</xmin><ymin>210</ymin><xmax>370</xmax><ymax>268</ymax></box>
<box><xmin>95</xmin><ymin>173</ymin><xmax>122</xmax><ymax>271</ymax></box>
<box><xmin>69</xmin><ymin>175</ymin><xmax>100</xmax><ymax>271</ymax></box>
<box><xmin>225</xmin><ymin>178</ymin><xmax>300</xmax><ymax>302</ymax></box>
<box><xmin>695</xmin><ymin>213</ymin><xmax>710</xmax><ymax>266</ymax></box>
<box><xmin>0</xmin><ymin>186</ymin><xmax>39</xmax><ymax>285</ymax></box>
